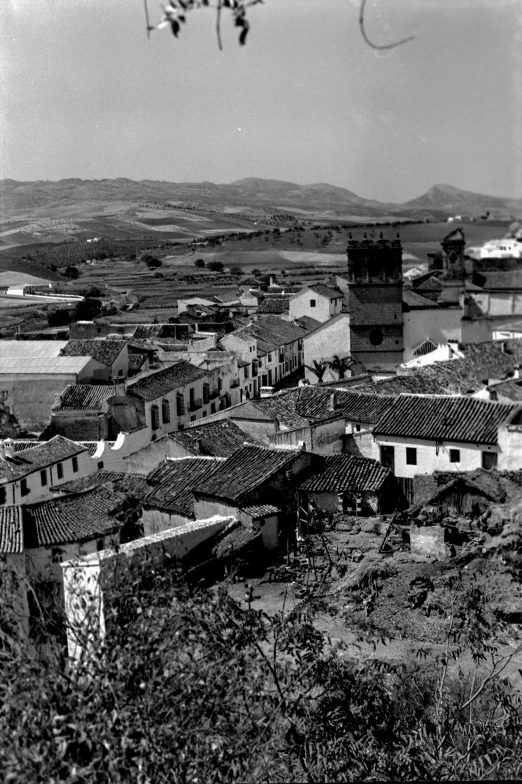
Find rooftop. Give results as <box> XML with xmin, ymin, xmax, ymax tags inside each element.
<box><xmin>294</xmin><ymin>284</ymin><xmax>342</xmax><ymax>300</ymax></box>
<box><xmin>61</xmin><ymin>339</ymin><xmax>127</xmax><ymax>366</ymax></box>
<box><xmin>144</xmin><ymin>457</ymin><xmax>223</xmax><ymax>517</ymax></box>
<box><xmin>299</xmin><ymin>455</ymin><xmax>392</xmax><ymax>493</ymax></box>
<box><xmin>257</xmin><ymin>296</ymin><xmax>290</xmax><ymax>314</ymax></box>
<box><xmin>169</xmin><ymin>419</ymin><xmax>260</xmax><ymax>457</ymax></box>
<box><xmin>373</xmin><ymin>394</ymin><xmax>518</xmax><ymax>446</ymax></box>
<box><xmin>0</xmin><ymin>356</ymin><xmax>92</xmax><ymax>375</ymax></box>
<box><xmin>0</xmin><ymin>436</ymin><xmax>87</xmax><ymax>482</ymax></box>
<box><xmin>23</xmin><ymin>486</ymin><xmax>123</xmax><ymax>547</ymax></box>
<box><xmin>402</xmin><ymin>289</ymin><xmax>440</xmax><ymax>309</ymax></box>
<box><xmin>0</xmin><ymin>506</ymin><xmax>23</xmax><ymax>553</ymax></box>
<box><xmin>0</xmin><ymin>340</ymin><xmax>68</xmax><ymax>359</ymax></box>
<box><xmin>193</xmin><ymin>445</ymin><xmax>302</xmax><ymax>504</ymax></box>
<box><xmin>127</xmin><ymin>360</ymin><xmax>208</xmax><ymax>402</ymax></box>
<box><xmin>54</xmin><ymin>385</ymin><xmax>116</xmax><ymax>411</ymax></box>
<box><xmin>56</xmin><ymin>470</ymin><xmax>151</xmax><ymax>498</ymax></box>
<box><xmin>226</xmin><ymin>315</ymin><xmax>307</xmax><ymax>356</ymax></box>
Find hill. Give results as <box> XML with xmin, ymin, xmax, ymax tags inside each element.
<box><xmin>403</xmin><ymin>184</ymin><xmax>522</xmax><ymax>216</ymax></box>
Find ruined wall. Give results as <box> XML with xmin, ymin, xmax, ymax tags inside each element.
<box><xmin>142</xmin><ymin>508</ymin><xmax>191</xmax><ymax>536</ymax></box>
<box><xmin>0</xmin><ymin>373</ymin><xmax>82</xmax><ymax>432</ymax></box>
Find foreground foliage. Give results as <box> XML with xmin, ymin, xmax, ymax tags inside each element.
<box><xmin>0</xmin><ymin>559</ymin><xmax>521</xmax><ymax>782</ymax></box>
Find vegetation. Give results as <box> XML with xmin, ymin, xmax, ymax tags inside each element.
<box><xmin>194</xmin><ymin>258</ymin><xmax>206</xmax><ymax>268</ymax></box>
<box><xmin>47</xmin><ymin>308</ymin><xmax>72</xmax><ymax>328</ymax></box>
<box><xmin>304</xmin><ymin>359</ymin><xmax>329</xmax><ymax>382</ymax></box>
<box><xmin>64</xmin><ymin>265</ymin><xmax>80</xmax><ymax>280</ymax></box>
<box><xmin>207</xmin><ymin>261</ymin><xmax>225</xmax><ymax>273</ymax></box>
<box><xmin>1</xmin><ymin>555</ymin><xmax>521</xmax><ymax>782</ymax></box>
<box><xmin>74</xmin><ymin>297</ymin><xmax>102</xmax><ymax>322</ymax></box>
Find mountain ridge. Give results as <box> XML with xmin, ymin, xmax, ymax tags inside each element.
<box><xmin>1</xmin><ymin>177</ymin><xmax>520</xmax><ymax>219</ymax></box>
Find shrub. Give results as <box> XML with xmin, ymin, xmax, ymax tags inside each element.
<box><xmin>64</xmin><ymin>265</ymin><xmax>79</xmax><ymax>280</ymax></box>
<box><xmin>228</xmin><ymin>266</ymin><xmax>242</xmax><ymax>276</ymax></box>
<box><xmin>194</xmin><ymin>258</ymin><xmax>206</xmax><ymax>268</ymax></box>
<box><xmin>207</xmin><ymin>261</ymin><xmax>224</xmax><ymax>272</ymax></box>
<box><xmin>74</xmin><ymin>297</ymin><xmax>102</xmax><ymax>321</ymax></box>
<box><xmin>47</xmin><ymin>309</ymin><xmax>72</xmax><ymax>328</ymax></box>
<box><xmin>145</xmin><ymin>258</ymin><xmax>162</xmax><ymax>269</ymax></box>
<box><xmin>84</xmin><ymin>285</ymin><xmax>103</xmax><ymax>298</ymax></box>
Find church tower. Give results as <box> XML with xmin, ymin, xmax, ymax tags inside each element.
<box><xmin>344</xmin><ymin>232</ymin><xmax>404</xmax><ymax>371</ymax></box>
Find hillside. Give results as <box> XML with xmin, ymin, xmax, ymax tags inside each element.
<box><xmin>403</xmin><ymin>183</ymin><xmax>522</xmax><ymax>216</ymax></box>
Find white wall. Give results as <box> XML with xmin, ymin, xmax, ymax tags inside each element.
<box><xmin>7</xmin><ymin>449</ymin><xmax>96</xmax><ymax>505</ymax></box>
<box><xmin>375</xmin><ymin>435</ymin><xmax>498</xmax><ymax>478</ymax></box>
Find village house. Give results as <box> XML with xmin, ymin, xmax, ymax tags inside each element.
<box><xmin>0</xmin><ymin>485</ymin><xmax>128</xmax><ymax>639</ymax></box>
<box><xmin>370</xmin><ymin>394</ymin><xmax>520</xmax><ymax>478</ymax></box>
<box><xmin>298</xmin><ymin>454</ymin><xmax>403</xmax><ymax>517</ymax></box>
<box><xmin>0</xmin><ymin>436</ymin><xmax>97</xmax><ymax>506</ymax></box>
<box><xmin>221</xmin><ymin>315</ymin><xmax>308</xmax><ymax>396</ymax></box>
<box><xmin>289</xmin><ymin>284</ymin><xmax>343</xmax><ymax>323</ymax></box>
<box><xmin>60</xmin><ymin>339</ymin><xmax>130</xmax><ymax>382</ymax></box>
<box><xmin>125</xmin><ymin>360</ymin><xmax>229</xmax><ymax>439</ymax></box>
<box><xmin>0</xmin><ymin>341</ymin><xmax>97</xmax><ymax>433</ymax></box>
<box><xmin>141</xmin><ymin>456</ymin><xmax>224</xmax><ymax>535</ymax></box>
<box><xmin>192</xmin><ymin>443</ymin><xmax>320</xmax><ymax>548</ymax></box>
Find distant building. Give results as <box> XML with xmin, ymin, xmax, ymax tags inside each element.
<box><xmin>289</xmin><ymin>284</ymin><xmax>342</xmax><ymax>323</ymax></box>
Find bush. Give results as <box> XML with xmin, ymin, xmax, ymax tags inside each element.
<box><xmin>228</xmin><ymin>266</ymin><xmax>242</xmax><ymax>276</ymax></box>
<box><xmin>74</xmin><ymin>297</ymin><xmax>102</xmax><ymax>321</ymax></box>
<box><xmin>207</xmin><ymin>261</ymin><xmax>224</xmax><ymax>272</ymax></box>
<box><xmin>84</xmin><ymin>285</ymin><xmax>103</xmax><ymax>298</ymax></box>
<box><xmin>47</xmin><ymin>309</ymin><xmax>72</xmax><ymax>328</ymax></box>
<box><xmin>64</xmin><ymin>265</ymin><xmax>79</xmax><ymax>280</ymax></box>
<box><xmin>194</xmin><ymin>258</ymin><xmax>206</xmax><ymax>268</ymax></box>
<box><xmin>145</xmin><ymin>258</ymin><xmax>162</xmax><ymax>269</ymax></box>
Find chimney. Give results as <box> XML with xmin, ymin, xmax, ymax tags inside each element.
<box><xmin>269</xmin><ymin>275</ymin><xmax>276</xmax><ymax>287</ymax></box>
<box><xmin>514</xmin><ymin>365</ymin><xmax>521</xmax><ymax>380</ymax></box>
<box><xmin>329</xmin><ymin>392</ymin><xmax>337</xmax><ymax>411</ymax></box>
<box><xmin>3</xmin><ymin>438</ymin><xmax>14</xmax><ymax>459</ymax></box>
<box><xmin>113</xmin><ymin>380</ymin><xmax>126</xmax><ymax>397</ymax></box>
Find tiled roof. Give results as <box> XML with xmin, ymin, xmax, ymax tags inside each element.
<box><xmin>23</xmin><ymin>486</ymin><xmax>123</xmax><ymax>547</ymax></box>
<box><xmin>193</xmin><ymin>445</ymin><xmax>301</xmax><ymax>503</ymax></box>
<box><xmin>213</xmin><ymin>522</ymin><xmax>260</xmax><ymax>559</ymax></box>
<box><xmin>403</xmin><ymin>289</ymin><xmax>440</xmax><ymax>309</ymax></box>
<box><xmin>0</xmin><ymin>507</ymin><xmax>24</xmax><ymax>553</ymax></box>
<box><xmin>293</xmin><ymin>316</ymin><xmax>322</xmax><ymax>333</ymax></box>
<box><xmin>128</xmin><ymin>354</ymin><xmax>147</xmax><ymax>371</ymax></box>
<box><xmin>355</xmin><ymin>340</ymin><xmax>522</xmax><ymax>397</ymax></box>
<box><xmin>257</xmin><ymin>296</ymin><xmax>290</xmax><ymax>314</ymax></box>
<box><xmin>54</xmin><ymin>385</ymin><xmax>115</xmax><ymax>411</ymax></box>
<box><xmin>0</xmin><ymin>436</ymin><xmax>87</xmax><ymax>482</ymax></box>
<box><xmin>242</xmin><ymin>504</ymin><xmax>280</xmax><ymax>517</ymax></box>
<box><xmin>235</xmin><ymin>387</ymin><xmax>394</xmax><ymax>429</ymax></box>
<box><xmin>299</xmin><ymin>455</ymin><xmax>391</xmax><ymax>493</ymax></box>
<box><xmin>373</xmin><ymin>394</ymin><xmax>518</xmax><ymax>445</ymax></box>
<box><xmin>489</xmin><ymin>378</ymin><xmax>522</xmax><ymax>401</ymax></box>
<box><xmin>127</xmin><ymin>361</ymin><xmax>208</xmax><ymax>402</ymax></box>
<box><xmin>61</xmin><ymin>340</ymin><xmax>127</xmax><ymax>366</ymax></box>
<box><xmin>230</xmin><ymin>315</ymin><xmax>307</xmax><ymax>355</ymax></box>
<box><xmin>13</xmin><ymin>441</ymin><xmax>40</xmax><ymax>452</ymax></box>
<box><xmin>56</xmin><ymin>470</ymin><xmax>150</xmax><ymax>498</ymax></box>
<box><xmin>307</xmin><ymin>284</ymin><xmax>342</xmax><ymax>300</ymax></box>
<box><xmin>144</xmin><ymin>457</ymin><xmax>223</xmax><ymax>517</ymax></box>
<box><xmin>169</xmin><ymin>419</ymin><xmax>260</xmax><ymax>457</ymax></box>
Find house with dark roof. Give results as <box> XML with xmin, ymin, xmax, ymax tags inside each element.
<box><xmin>289</xmin><ymin>284</ymin><xmax>343</xmax><ymax>324</ymax></box>
<box><xmin>221</xmin><ymin>315</ymin><xmax>309</xmax><ymax>397</ymax></box>
<box><xmin>0</xmin><ymin>435</ymin><xmax>97</xmax><ymax>505</ymax></box>
<box><xmin>61</xmin><ymin>339</ymin><xmax>129</xmax><ymax>382</ymax></box>
<box><xmin>141</xmin><ymin>457</ymin><xmax>225</xmax><ymax>535</ymax></box>
<box><xmin>298</xmin><ymin>454</ymin><xmax>404</xmax><ymax>516</ymax></box>
<box><xmin>126</xmin><ymin>360</ymin><xmax>226</xmax><ymax>439</ymax></box>
<box><xmin>51</xmin><ymin>385</ymin><xmax>118</xmax><ymax>441</ymax></box>
<box><xmin>192</xmin><ymin>444</ymin><xmax>319</xmax><ymax>547</ymax></box>
<box><xmin>371</xmin><ymin>394</ymin><xmax>521</xmax><ymax>478</ymax></box>
<box><xmin>166</xmin><ymin>419</ymin><xmax>260</xmax><ymax>458</ymax></box>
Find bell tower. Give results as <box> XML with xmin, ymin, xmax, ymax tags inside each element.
<box><xmin>344</xmin><ymin>232</ymin><xmax>404</xmax><ymax>371</ymax></box>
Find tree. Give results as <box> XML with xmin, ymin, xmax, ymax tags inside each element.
<box><xmin>145</xmin><ymin>258</ymin><xmax>162</xmax><ymax>269</ymax></box>
<box><xmin>228</xmin><ymin>266</ymin><xmax>242</xmax><ymax>277</ymax></box>
<box><xmin>47</xmin><ymin>309</ymin><xmax>72</xmax><ymax>328</ymax></box>
<box><xmin>74</xmin><ymin>297</ymin><xmax>102</xmax><ymax>321</ymax></box>
<box><xmin>64</xmin><ymin>265</ymin><xmax>79</xmax><ymax>280</ymax></box>
<box><xmin>207</xmin><ymin>261</ymin><xmax>224</xmax><ymax>273</ymax></box>
<box><xmin>84</xmin><ymin>285</ymin><xmax>103</xmax><ymax>298</ymax></box>
<box><xmin>304</xmin><ymin>360</ymin><xmax>329</xmax><ymax>382</ymax></box>
<box><xmin>327</xmin><ymin>354</ymin><xmax>355</xmax><ymax>380</ymax></box>
<box><xmin>194</xmin><ymin>258</ymin><xmax>206</xmax><ymax>268</ymax></box>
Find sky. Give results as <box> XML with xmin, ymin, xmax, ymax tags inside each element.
<box><xmin>1</xmin><ymin>0</ymin><xmax>521</xmax><ymax>203</ymax></box>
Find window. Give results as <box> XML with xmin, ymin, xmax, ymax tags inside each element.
<box><xmin>310</xmin><ymin>299</ymin><xmax>316</xmax><ymax>308</ymax></box>
<box><xmin>56</xmin><ymin>462</ymin><xmax>63</xmax><ymax>480</ymax></box>
<box><xmin>21</xmin><ymin>478</ymin><xmax>29</xmax><ymax>496</ymax></box>
<box><xmin>369</xmin><ymin>328</ymin><xmax>384</xmax><ymax>346</ymax></box>
<box><xmin>449</xmin><ymin>449</ymin><xmax>460</xmax><ymax>463</ymax></box>
<box><xmin>211</xmin><ymin>403</ymin><xmax>215</xmax><ymax>414</ymax></box>
<box><xmin>118</xmin><ymin>370</ymin><xmax>123</xmax><ymax>376</ymax></box>
<box><xmin>0</xmin><ymin>486</ymin><xmax>6</xmax><ymax>505</ymax></box>
<box><xmin>244</xmin><ymin>365</ymin><xmax>249</xmax><ymax>379</ymax></box>
<box><xmin>162</xmin><ymin>399</ymin><xmax>171</xmax><ymax>424</ymax></box>
<box><xmin>72</xmin><ymin>456</ymin><xmax>78</xmax><ymax>473</ymax></box>
<box><xmin>406</xmin><ymin>447</ymin><xmax>417</xmax><ymax>466</ymax></box>
<box><xmin>267</xmin><ymin>353</ymin><xmax>272</xmax><ymax>363</ymax></box>
<box><xmin>191</xmin><ymin>415</ymin><xmax>196</xmax><ymax>422</ymax></box>
<box><xmin>176</xmin><ymin>394</ymin><xmax>185</xmax><ymax>416</ymax></box>
<box><xmin>189</xmin><ymin>388</ymin><xmax>195</xmax><ymax>409</ymax></box>
<box><xmin>98</xmin><ymin>461</ymin><xmax>104</xmax><ymax>469</ymax></box>
<box><xmin>40</xmin><ymin>469</ymin><xmax>47</xmax><ymax>487</ymax></box>
<box><xmin>51</xmin><ymin>548</ymin><xmax>63</xmax><ymax>563</ymax></box>
<box><xmin>151</xmin><ymin>405</ymin><xmax>160</xmax><ymax>430</ymax></box>
<box><xmin>355</xmin><ymin>424</ymin><xmax>361</xmax><ymax>432</ymax></box>
<box><xmin>97</xmin><ymin>539</ymin><xmax>104</xmax><ymax>552</ymax></box>
<box><xmin>203</xmin><ymin>383</ymin><xmax>210</xmax><ymax>404</ymax></box>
